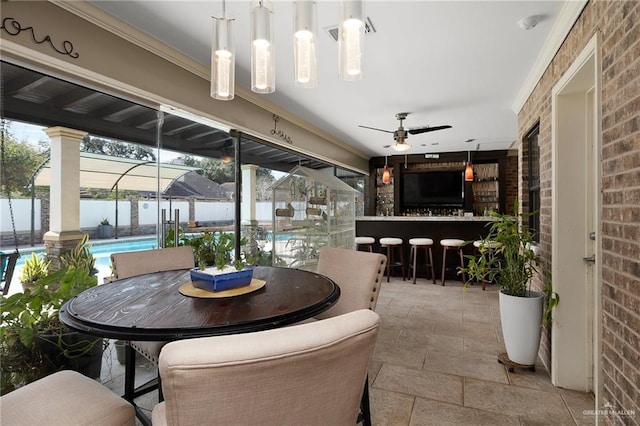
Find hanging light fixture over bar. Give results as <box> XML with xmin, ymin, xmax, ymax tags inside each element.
<box><xmin>251</xmin><ymin>0</ymin><xmax>275</xmax><ymax>94</ymax></box>
<box><xmin>382</xmin><ymin>155</ymin><xmax>391</xmax><ymax>184</ymax></box>
<box><xmin>293</xmin><ymin>0</ymin><xmax>318</xmax><ymax>88</ymax></box>
<box><xmin>465</xmin><ymin>151</ymin><xmax>474</xmax><ymax>181</ymax></box>
<box><xmin>339</xmin><ymin>0</ymin><xmax>364</xmax><ymax>81</ymax></box>
<box><xmin>210</xmin><ymin>1</ymin><xmax>235</xmax><ymax>101</ymax></box>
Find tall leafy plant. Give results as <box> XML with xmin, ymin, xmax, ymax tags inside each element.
<box><xmin>463</xmin><ymin>204</ymin><xmax>539</xmax><ymax>297</ymax></box>
<box><xmin>1</xmin><ymin>266</ymin><xmax>99</xmax><ymax>394</ymax></box>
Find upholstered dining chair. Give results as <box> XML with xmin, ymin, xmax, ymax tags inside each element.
<box><xmin>151</xmin><ymin>309</ymin><xmax>380</xmax><ymax>426</ymax></box>
<box><xmin>109</xmin><ymin>245</ymin><xmax>195</xmax><ymax>400</ymax></box>
<box><xmin>0</xmin><ymin>370</ymin><xmax>135</xmax><ymax>425</ymax></box>
<box><xmin>110</xmin><ymin>245</ymin><xmax>195</xmax><ymax>280</ymax></box>
<box><xmin>315</xmin><ymin>246</ymin><xmax>387</xmax><ymax>319</ymax></box>
<box><xmin>315</xmin><ymin>246</ymin><xmax>386</xmax><ymax>426</ymax></box>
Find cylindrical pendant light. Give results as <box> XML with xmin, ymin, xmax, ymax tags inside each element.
<box><xmin>465</xmin><ymin>151</ymin><xmax>474</xmax><ymax>181</ymax></box>
<box><xmin>339</xmin><ymin>0</ymin><xmax>364</xmax><ymax>81</ymax></box>
<box><xmin>251</xmin><ymin>1</ymin><xmax>275</xmax><ymax>94</ymax></box>
<box><xmin>210</xmin><ymin>2</ymin><xmax>235</xmax><ymax>101</ymax></box>
<box><xmin>293</xmin><ymin>0</ymin><xmax>318</xmax><ymax>88</ymax></box>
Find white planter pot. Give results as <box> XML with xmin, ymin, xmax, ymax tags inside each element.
<box><xmin>499</xmin><ymin>290</ymin><xmax>543</xmax><ymax>365</ymax></box>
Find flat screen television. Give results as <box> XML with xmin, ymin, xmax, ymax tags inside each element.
<box><xmin>402</xmin><ymin>170</ymin><xmax>464</xmax><ymax>207</ymax></box>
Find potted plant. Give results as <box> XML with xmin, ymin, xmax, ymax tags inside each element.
<box><xmin>19</xmin><ymin>252</ymin><xmax>51</xmax><ymax>291</ymax></box>
<box><xmin>1</xmin><ymin>265</ymin><xmax>103</xmax><ymax>395</ymax></box>
<box><xmin>97</xmin><ymin>217</ymin><xmax>113</xmax><ymax>239</ymax></box>
<box><xmin>183</xmin><ymin>231</ymin><xmax>253</xmax><ymax>292</ymax></box>
<box><xmin>60</xmin><ymin>234</ymin><xmax>97</xmax><ymax>275</ymax></box>
<box><xmin>462</xmin><ymin>205</ymin><xmax>543</xmax><ymax>366</ymax></box>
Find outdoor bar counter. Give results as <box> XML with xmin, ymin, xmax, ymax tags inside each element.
<box><xmin>356</xmin><ymin>216</ymin><xmax>496</xmax><ymax>280</ymax></box>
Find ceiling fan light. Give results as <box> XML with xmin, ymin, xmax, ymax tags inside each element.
<box><xmin>339</xmin><ymin>0</ymin><xmax>364</xmax><ymax>81</ymax></box>
<box><xmin>392</xmin><ymin>142</ymin><xmax>411</xmax><ymax>152</ymax></box>
<box><xmin>293</xmin><ymin>1</ymin><xmax>318</xmax><ymax>88</ymax></box>
<box><xmin>251</xmin><ymin>1</ymin><xmax>275</xmax><ymax>94</ymax></box>
<box><xmin>211</xmin><ymin>11</ymin><xmax>235</xmax><ymax>101</ymax></box>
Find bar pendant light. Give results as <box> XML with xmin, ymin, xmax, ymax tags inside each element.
<box><xmin>382</xmin><ymin>156</ymin><xmax>391</xmax><ymax>184</ymax></box>
<box><xmin>465</xmin><ymin>151</ymin><xmax>474</xmax><ymax>181</ymax></box>
<box><xmin>210</xmin><ymin>1</ymin><xmax>235</xmax><ymax>101</ymax></box>
<box><xmin>339</xmin><ymin>0</ymin><xmax>364</xmax><ymax>81</ymax></box>
<box><xmin>251</xmin><ymin>1</ymin><xmax>275</xmax><ymax>94</ymax></box>
<box><xmin>293</xmin><ymin>0</ymin><xmax>318</xmax><ymax>88</ymax></box>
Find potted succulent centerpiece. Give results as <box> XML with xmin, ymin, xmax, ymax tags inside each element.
<box><xmin>97</xmin><ymin>217</ymin><xmax>113</xmax><ymax>239</ymax></box>
<box><xmin>462</xmin><ymin>205</ymin><xmax>544</xmax><ymax>367</ymax></box>
<box><xmin>185</xmin><ymin>231</ymin><xmax>253</xmax><ymax>292</ymax></box>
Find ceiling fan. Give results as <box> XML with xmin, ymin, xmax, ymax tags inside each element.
<box><xmin>359</xmin><ymin>112</ymin><xmax>452</xmax><ymax>151</ymax></box>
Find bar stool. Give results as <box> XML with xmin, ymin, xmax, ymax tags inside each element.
<box><xmin>408</xmin><ymin>238</ymin><xmax>436</xmax><ymax>284</ymax></box>
<box><xmin>472</xmin><ymin>240</ymin><xmax>502</xmax><ymax>290</ymax></box>
<box><xmin>379</xmin><ymin>237</ymin><xmax>405</xmax><ymax>282</ymax></box>
<box><xmin>355</xmin><ymin>236</ymin><xmax>375</xmax><ymax>252</ymax></box>
<box><xmin>439</xmin><ymin>238</ymin><xmax>466</xmax><ymax>286</ymax></box>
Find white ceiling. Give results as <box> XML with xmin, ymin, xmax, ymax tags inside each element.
<box><xmin>89</xmin><ymin>0</ymin><xmax>564</xmax><ymax>157</ymax></box>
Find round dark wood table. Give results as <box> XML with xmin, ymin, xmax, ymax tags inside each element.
<box><xmin>60</xmin><ymin>266</ymin><xmax>340</xmax><ymax>341</ymax></box>
<box><xmin>59</xmin><ymin>266</ymin><xmax>339</xmax><ymax>425</ymax></box>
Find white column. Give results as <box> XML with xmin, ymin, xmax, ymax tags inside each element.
<box><xmin>43</xmin><ymin>127</ymin><xmax>86</xmax><ymax>239</ymax></box>
<box><xmin>241</xmin><ymin>164</ymin><xmax>259</xmax><ymax>222</ymax></box>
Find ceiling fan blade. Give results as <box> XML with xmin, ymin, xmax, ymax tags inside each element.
<box><xmin>408</xmin><ymin>125</ymin><xmax>452</xmax><ymax>135</ymax></box>
<box><xmin>358</xmin><ymin>125</ymin><xmax>394</xmax><ymax>134</ymax></box>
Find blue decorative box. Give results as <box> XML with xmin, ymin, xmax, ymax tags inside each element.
<box><xmin>189</xmin><ymin>267</ymin><xmax>254</xmax><ymax>292</ymax></box>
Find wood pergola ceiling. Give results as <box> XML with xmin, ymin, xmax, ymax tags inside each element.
<box><xmin>1</xmin><ymin>61</ymin><xmax>328</xmax><ymax>172</ymax></box>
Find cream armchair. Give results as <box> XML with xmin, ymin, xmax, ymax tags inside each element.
<box><xmin>0</xmin><ymin>370</ymin><xmax>135</xmax><ymax>425</ymax></box>
<box><xmin>315</xmin><ymin>246</ymin><xmax>387</xmax><ymax>319</ymax></box>
<box><xmin>152</xmin><ymin>309</ymin><xmax>380</xmax><ymax>426</ymax></box>
<box><xmin>315</xmin><ymin>246</ymin><xmax>387</xmax><ymax>426</ymax></box>
<box><xmin>109</xmin><ymin>245</ymin><xmax>195</xmax><ymax>401</ymax></box>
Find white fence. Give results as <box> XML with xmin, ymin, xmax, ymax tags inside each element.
<box><xmin>1</xmin><ymin>198</ymin><xmax>41</xmax><ymax>232</ymax></box>
<box><xmin>1</xmin><ymin>198</ymin><xmax>275</xmax><ymax>233</ymax></box>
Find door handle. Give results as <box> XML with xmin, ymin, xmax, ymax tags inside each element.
<box><xmin>583</xmin><ymin>255</ymin><xmax>595</xmax><ymax>263</ymax></box>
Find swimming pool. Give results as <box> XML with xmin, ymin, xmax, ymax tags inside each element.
<box><xmin>6</xmin><ymin>236</ymin><xmax>159</xmax><ymax>295</ymax></box>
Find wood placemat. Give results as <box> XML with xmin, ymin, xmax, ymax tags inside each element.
<box><xmin>179</xmin><ymin>279</ymin><xmax>266</xmax><ymax>298</ymax></box>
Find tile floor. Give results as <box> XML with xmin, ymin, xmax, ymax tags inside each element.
<box><xmin>99</xmin><ymin>276</ymin><xmax>596</xmax><ymax>425</ymax></box>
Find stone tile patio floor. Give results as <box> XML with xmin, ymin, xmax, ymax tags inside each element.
<box><xmin>99</xmin><ymin>277</ymin><xmax>595</xmax><ymax>425</ymax></box>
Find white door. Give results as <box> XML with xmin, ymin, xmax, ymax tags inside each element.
<box><xmin>551</xmin><ymin>34</ymin><xmax>601</xmax><ymax>397</ymax></box>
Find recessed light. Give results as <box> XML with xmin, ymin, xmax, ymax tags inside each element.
<box><xmin>465</xmin><ymin>138</ymin><xmax>476</xmax><ymax>143</ymax></box>
<box><xmin>431</xmin><ymin>142</ymin><xmax>439</xmax><ymax>146</ymax></box>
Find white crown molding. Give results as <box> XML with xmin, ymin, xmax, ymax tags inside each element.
<box><xmin>511</xmin><ymin>0</ymin><xmax>589</xmax><ymax>114</ymax></box>
<box><xmin>49</xmin><ymin>0</ymin><xmax>367</xmax><ymax>159</ymax></box>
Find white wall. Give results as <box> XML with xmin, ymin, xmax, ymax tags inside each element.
<box><xmin>194</xmin><ymin>201</ymin><xmax>234</xmax><ymax>222</ymax></box>
<box><xmin>1</xmin><ymin>198</ymin><xmax>41</xmax><ymax>232</ymax></box>
<box><xmin>80</xmin><ymin>199</ymin><xmax>131</xmax><ymax>227</ymax></box>
<box><xmin>139</xmin><ymin>200</ymin><xmax>189</xmax><ymax>225</ymax></box>
<box><xmin>1</xmin><ymin>198</ymin><xmax>277</xmax><ymax>232</ymax></box>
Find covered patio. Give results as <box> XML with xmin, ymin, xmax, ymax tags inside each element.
<box><xmin>100</xmin><ymin>277</ymin><xmax>595</xmax><ymax>425</ymax></box>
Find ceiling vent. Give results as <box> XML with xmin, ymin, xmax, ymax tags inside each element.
<box><xmin>325</xmin><ymin>17</ymin><xmax>376</xmax><ymax>41</ymax></box>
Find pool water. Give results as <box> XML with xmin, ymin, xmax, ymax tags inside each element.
<box><xmin>6</xmin><ymin>237</ymin><xmax>159</xmax><ymax>295</ymax></box>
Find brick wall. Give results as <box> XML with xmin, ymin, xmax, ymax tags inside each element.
<box><xmin>504</xmin><ymin>154</ymin><xmax>518</xmax><ymax>215</ymax></box>
<box><xmin>518</xmin><ymin>1</ymin><xmax>639</xmax><ymax>423</ymax></box>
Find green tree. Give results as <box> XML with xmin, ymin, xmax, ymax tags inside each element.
<box><xmin>180</xmin><ymin>155</ymin><xmax>234</xmax><ymax>183</ymax></box>
<box><xmin>1</xmin><ymin>124</ymin><xmax>47</xmax><ymax>196</ymax></box>
<box><xmin>80</xmin><ymin>136</ymin><xmax>155</xmax><ymax>161</ymax></box>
